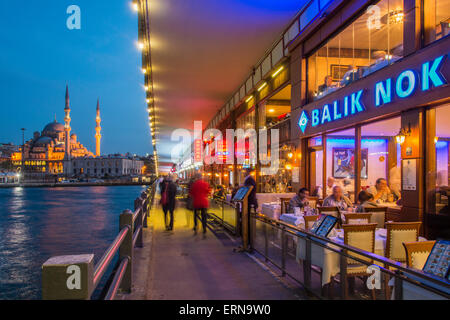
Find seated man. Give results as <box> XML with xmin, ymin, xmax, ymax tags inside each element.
<box><xmin>340</xmin><ymin>65</ymin><xmax>359</xmax><ymax>87</ymax></box>
<box><xmin>323</xmin><ymin>186</ymin><xmax>353</xmax><ymax>210</ymax></box>
<box><xmin>316</xmin><ymin>75</ymin><xmax>336</xmax><ymax>98</ymax></box>
<box><xmin>368</xmin><ymin>178</ymin><xmax>396</xmax><ymax>203</ymax></box>
<box><xmin>289</xmin><ymin>188</ymin><xmax>310</xmax><ymax>212</ymax></box>
<box><xmin>316</xmin><ymin>176</ymin><xmax>339</xmax><ymax>199</ymax></box>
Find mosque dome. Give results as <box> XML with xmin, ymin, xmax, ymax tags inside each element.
<box><xmin>34</xmin><ymin>136</ymin><xmax>53</xmax><ymax>146</ymax></box>
<box><xmin>43</xmin><ymin>121</ymin><xmax>65</xmax><ymax>134</ymax></box>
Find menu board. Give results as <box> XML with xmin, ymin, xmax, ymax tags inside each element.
<box><xmin>310</xmin><ymin>214</ymin><xmax>326</xmax><ymax>233</ymax></box>
<box><xmin>402</xmin><ymin>159</ymin><xmax>417</xmax><ymax>191</ymax></box>
<box><xmin>423</xmin><ymin>240</ymin><xmax>450</xmax><ymax>279</ymax></box>
<box><xmin>232</xmin><ymin>186</ymin><xmax>251</xmax><ymax>202</ymax></box>
<box><xmin>315</xmin><ymin>215</ymin><xmax>339</xmax><ymax>238</ymax></box>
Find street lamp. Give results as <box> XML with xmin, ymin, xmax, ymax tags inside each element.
<box><xmin>20</xmin><ymin>128</ymin><xmax>25</xmax><ymax>183</ymax></box>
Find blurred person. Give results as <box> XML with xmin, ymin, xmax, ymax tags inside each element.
<box><xmin>368</xmin><ymin>178</ymin><xmax>396</xmax><ymax>203</ymax></box>
<box><xmin>160</xmin><ymin>176</ymin><xmax>177</xmax><ymax>231</ymax></box>
<box><xmin>244</xmin><ymin>168</ymin><xmax>258</xmax><ymax>211</ymax></box>
<box><xmin>323</xmin><ymin>186</ymin><xmax>352</xmax><ymax>210</ymax></box>
<box><xmin>289</xmin><ymin>188</ymin><xmax>310</xmax><ymax>212</ymax></box>
<box><xmin>189</xmin><ymin>174</ymin><xmax>211</xmax><ymax>236</ymax></box>
<box><xmin>356</xmin><ymin>190</ymin><xmax>378</xmax><ymax>213</ymax></box>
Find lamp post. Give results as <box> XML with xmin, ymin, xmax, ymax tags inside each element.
<box><xmin>20</xmin><ymin>128</ymin><xmax>25</xmax><ymax>184</ymax></box>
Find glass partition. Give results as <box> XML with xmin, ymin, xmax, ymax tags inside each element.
<box><xmin>425</xmin><ymin>0</ymin><xmax>450</xmax><ymax>44</ymax></box>
<box><xmin>308</xmin><ymin>0</ymin><xmax>404</xmax><ymax>101</ymax></box>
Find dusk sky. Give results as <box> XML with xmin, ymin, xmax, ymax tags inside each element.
<box><xmin>0</xmin><ymin>1</ymin><xmax>152</xmax><ymax>155</ymax></box>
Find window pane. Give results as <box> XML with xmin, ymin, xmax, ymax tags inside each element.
<box><xmin>307</xmin><ymin>0</ymin><xmax>404</xmax><ymax>101</ymax></box>
<box><xmin>361</xmin><ymin>117</ymin><xmax>402</xmax><ymax>204</ymax></box>
<box><xmin>434</xmin><ymin>104</ymin><xmax>450</xmax><ymax>214</ymax></box>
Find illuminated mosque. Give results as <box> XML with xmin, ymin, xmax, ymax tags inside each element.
<box><xmin>13</xmin><ymin>86</ymin><xmax>102</xmax><ymax>175</ymax></box>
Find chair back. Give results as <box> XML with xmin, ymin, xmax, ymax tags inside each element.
<box><xmin>385</xmin><ymin>222</ymin><xmax>422</xmax><ymax>262</ymax></box>
<box><xmin>304</xmin><ymin>215</ymin><xmax>320</xmax><ymax>230</ymax></box>
<box><xmin>308</xmin><ymin>196</ymin><xmax>319</xmax><ymax>209</ymax></box>
<box><xmin>344</xmin><ymin>213</ymin><xmax>372</xmax><ymax>225</ymax></box>
<box><xmin>317</xmin><ymin>199</ymin><xmax>324</xmax><ymax>207</ymax></box>
<box><xmin>403</xmin><ymin>240</ymin><xmax>436</xmax><ymax>270</ymax></box>
<box><xmin>280</xmin><ymin>197</ymin><xmax>292</xmax><ymax>214</ymax></box>
<box><xmin>343</xmin><ymin>223</ymin><xmax>377</xmax><ymax>265</ymax></box>
<box><xmin>364</xmin><ymin>207</ymin><xmax>387</xmax><ymax>228</ymax></box>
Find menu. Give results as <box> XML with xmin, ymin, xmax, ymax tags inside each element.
<box><xmin>232</xmin><ymin>186</ymin><xmax>251</xmax><ymax>202</ymax></box>
<box><xmin>423</xmin><ymin>239</ymin><xmax>450</xmax><ymax>279</ymax></box>
<box><xmin>402</xmin><ymin>159</ymin><xmax>417</xmax><ymax>191</ymax></box>
<box><xmin>313</xmin><ymin>215</ymin><xmax>339</xmax><ymax>238</ymax></box>
<box><xmin>310</xmin><ymin>214</ymin><xmax>326</xmax><ymax>233</ymax></box>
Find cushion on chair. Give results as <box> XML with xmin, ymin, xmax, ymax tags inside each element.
<box><xmin>347</xmin><ymin>231</ymin><xmax>374</xmax><ymax>265</ymax></box>
<box><xmin>347</xmin><ymin>218</ymin><xmax>369</xmax><ymax>225</ymax></box>
<box><xmin>389</xmin><ymin>229</ymin><xmax>418</xmax><ymax>261</ymax></box>
<box><xmin>410</xmin><ymin>251</ymin><xmax>430</xmax><ymax>270</ymax></box>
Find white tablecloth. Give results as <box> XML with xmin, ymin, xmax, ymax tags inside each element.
<box><xmin>261</xmin><ymin>203</ymin><xmax>281</xmax><ymax>220</ymax></box>
<box><xmin>296</xmin><ymin>229</ymin><xmax>427</xmax><ymax>286</ymax></box>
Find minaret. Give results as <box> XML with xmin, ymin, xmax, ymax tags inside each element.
<box><xmin>95</xmin><ymin>98</ymin><xmax>102</xmax><ymax>157</ymax></box>
<box><xmin>64</xmin><ymin>85</ymin><xmax>71</xmax><ymax>160</ymax></box>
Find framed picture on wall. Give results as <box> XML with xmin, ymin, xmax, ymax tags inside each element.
<box><xmin>332</xmin><ymin>148</ymin><xmax>368</xmax><ymax>179</ymax></box>
<box><xmin>330</xmin><ymin>64</ymin><xmax>349</xmax><ymax>81</ymax></box>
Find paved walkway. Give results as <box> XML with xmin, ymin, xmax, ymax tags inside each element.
<box><xmin>132</xmin><ymin>204</ymin><xmax>305</xmax><ymax>300</ymax></box>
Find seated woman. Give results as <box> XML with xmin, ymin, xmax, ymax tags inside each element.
<box><xmin>213</xmin><ymin>185</ymin><xmax>226</xmax><ymax>201</ymax></box>
<box><xmin>356</xmin><ymin>190</ymin><xmax>378</xmax><ymax>212</ymax></box>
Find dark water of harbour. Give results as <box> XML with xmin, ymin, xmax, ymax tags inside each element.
<box><xmin>0</xmin><ymin>185</ymin><xmax>147</xmax><ymax>300</ymax></box>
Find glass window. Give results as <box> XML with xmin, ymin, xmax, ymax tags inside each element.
<box><xmin>325</xmin><ymin>128</ymin><xmax>356</xmax><ymax>202</ymax></box>
<box><xmin>308</xmin><ymin>0</ymin><xmax>404</xmax><ymax>101</ymax></box>
<box><xmin>361</xmin><ymin>117</ymin><xmax>402</xmax><ymax>204</ymax></box>
<box><xmin>308</xmin><ymin>136</ymin><xmax>323</xmax><ymax>197</ymax></box>
<box><xmin>432</xmin><ymin>104</ymin><xmax>450</xmax><ymax>214</ymax></box>
<box><xmin>425</xmin><ymin>0</ymin><xmax>450</xmax><ymax>44</ymax></box>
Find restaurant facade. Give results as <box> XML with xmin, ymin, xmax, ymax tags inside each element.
<box><xmin>180</xmin><ymin>0</ymin><xmax>449</xmax><ymax>239</ymax></box>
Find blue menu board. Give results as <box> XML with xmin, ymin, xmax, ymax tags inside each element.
<box><xmin>310</xmin><ymin>214</ymin><xmax>326</xmax><ymax>233</ymax></box>
<box><xmin>314</xmin><ymin>215</ymin><xmax>339</xmax><ymax>238</ymax></box>
<box><xmin>232</xmin><ymin>186</ymin><xmax>251</xmax><ymax>202</ymax></box>
<box><xmin>423</xmin><ymin>239</ymin><xmax>450</xmax><ymax>279</ymax></box>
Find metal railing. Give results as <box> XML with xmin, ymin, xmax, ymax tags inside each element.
<box><xmin>250</xmin><ymin>213</ymin><xmax>450</xmax><ymax>300</ymax></box>
<box><xmin>41</xmin><ymin>183</ymin><xmax>156</xmax><ymax>300</ymax></box>
<box><xmin>207</xmin><ymin>199</ymin><xmax>239</xmax><ymax>235</ymax></box>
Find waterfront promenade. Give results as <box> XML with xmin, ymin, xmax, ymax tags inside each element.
<box><xmin>122</xmin><ymin>204</ymin><xmax>306</xmax><ymax>300</ymax></box>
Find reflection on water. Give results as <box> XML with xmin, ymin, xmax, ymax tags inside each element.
<box><xmin>0</xmin><ymin>185</ymin><xmax>146</xmax><ymax>300</ymax></box>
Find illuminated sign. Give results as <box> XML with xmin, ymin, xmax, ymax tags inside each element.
<box><xmin>298</xmin><ymin>55</ymin><xmax>447</xmax><ymax>133</ymax></box>
<box><xmin>194</xmin><ymin>139</ymin><xmax>203</xmax><ymax>164</ymax></box>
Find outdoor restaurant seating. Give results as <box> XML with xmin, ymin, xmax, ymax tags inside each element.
<box><xmin>384</xmin><ymin>222</ymin><xmax>422</xmax><ymax>298</ymax></box>
<box><xmin>280</xmin><ymin>197</ymin><xmax>292</xmax><ymax>214</ymax></box>
<box><xmin>339</xmin><ymin>223</ymin><xmax>378</xmax><ymax>300</ymax></box>
<box><xmin>318</xmin><ymin>206</ymin><xmax>342</xmax><ymax>226</ymax></box>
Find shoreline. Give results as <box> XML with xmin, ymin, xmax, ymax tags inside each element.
<box><xmin>0</xmin><ymin>182</ymin><xmax>152</xmax><ymax>189</ymax></box>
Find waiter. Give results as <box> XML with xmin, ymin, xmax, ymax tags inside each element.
<box><xmin>243</xmin><ymin>168</ymin><xmax>258</xmax><ymax>212</ymax></box>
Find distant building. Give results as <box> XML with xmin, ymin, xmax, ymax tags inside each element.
<box><xmin>71</xmin><ymin>155</ymin><xmax>144</xmax><ymax>178</ymax></box>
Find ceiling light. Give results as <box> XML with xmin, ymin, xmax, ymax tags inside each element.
<box><xmin>272</xmin><ymin>66</ymin><xmax>284</xmax><ymax>78</ymax></box>
<box><xmin>257</xmin><ymin>82</ymin><xmax>267</xmax><ymax>92</ymax></box>
<box><xmin>142</xmin><ymin>68</ymin><xmax>147</xmax><ymax>74</ymax></box>
<box><xmin>245</xmin><ymin>96</ymin><xmax>253</xmax><ymax>103</ymax></box>
<box><xmin>268</xmin><ymin>109</ymin><xmax>275</xmax><ymax>113</ymax></box>
<box><xmin>131</xmin><ymin>2</ymin><xmax>139</xmax><ymax>12</ymax></box>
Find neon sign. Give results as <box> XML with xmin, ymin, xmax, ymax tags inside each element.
<box><xmin>298</xmin><ymin>55</ymin><xmax>447</xmax><ymax>133</ymax></box>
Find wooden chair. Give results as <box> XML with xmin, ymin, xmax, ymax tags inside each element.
<box><xmin>384</xmin><ymin>222</ymin><xmax>422</xmax><ymax>298</ymax></box>
<box><xmin>343</xmin><ymin>213</ymin><xmax>372</xmax><ymax>225</ymax></box>
<box><xmin>339</xmin><ymin>223</ymin><xmax>378</xmax><ymax>299</ymax></box>
<box><xmin>364</xmin><ymin>207</ymin><xmax>387</xmax><ymax>228</ymax></box>
<box><xmin>280</xmin><ymin>197</ymin><xmax>292</xmax><ymax>214</ymax></box>
<box><xmin>317</xmin><ymin>199</ymin><xmax>324</xmax><ymax>207</ymax></box>
<box><xmin>403</xmin><ymin>240</ymin><xmax>436</xmax><ymax>270</ymax></box>
<box><xmin>308</xmin><ymin>196</ymin><xmax>319</xmax><ymax>209</ymax></box>
<box><xmin>304</xmin><ymin>215</ymin><xmax>320</xmax><ymax>230</ymax></box>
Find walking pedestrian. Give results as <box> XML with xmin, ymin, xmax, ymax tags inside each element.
<box><xmin>159</xmin><ymin>176</ymin><xmax>177</xmax><ymax>231</ymax></box>
<box><xmin>189</xmin><ymin>173</ymin><xmax>211</xmax><ymax>237</ymax></box>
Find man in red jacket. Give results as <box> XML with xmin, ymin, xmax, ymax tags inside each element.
<box><xmin>189</xmin><ymin>174</ymin><xmax>211</xmax><ymax>236</ymax></box>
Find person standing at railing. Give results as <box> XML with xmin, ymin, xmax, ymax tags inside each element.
<box><xmin>190</xmin><ymin>174</ymin><xmax>211</xmax><ymax>237</ymax></box>
<box><xmin>160</xmin><ymin>176</ymin><xmax>177</xmax><ymax>231</ymax></box>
